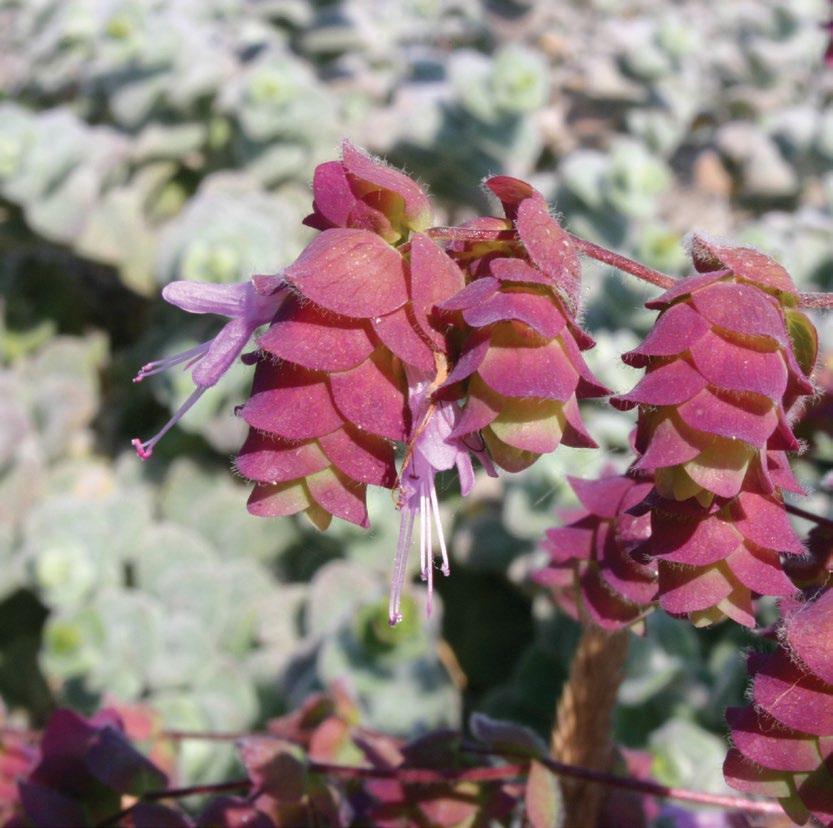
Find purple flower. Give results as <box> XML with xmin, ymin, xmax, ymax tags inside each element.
<box><xmin>132</xmin><ymin>275</ymin><xmax>285</xmax><ymax>459</ymax></box>
<box><xmin>388</xmin><ymin>368</ymin><xmax>495</xmax><ymax>625</ymax></box>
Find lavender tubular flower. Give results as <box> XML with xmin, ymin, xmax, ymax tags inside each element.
<box><xmin>389</xmin><ymin>371</ymin><xmax>491</xmax><ymax>625</ymax></box>
<box><xmin>131</xmin><ymin>275</ymin><xmax>285</xmax><ymax>459</ymax></box>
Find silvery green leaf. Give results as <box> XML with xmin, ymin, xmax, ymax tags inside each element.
<box><xmin>87</xmin><ymin>588</ymin><xmax>166</xmax><ymax>699</ymax></box>
<box><xmin>132</xmin><ymin>123</ymin><xmax>207</xmax><ymax>162</ymax></box>
<box><xmin>75</xmin><ymin>186</ymin><xmax>158</xmax><ymax>294</ymax></box>
<box><xmin>649</xmin><ymin>720</ymin><xmax>732</xmax><ymax>795</ymax></box>
<box><xmin>449</xmin><ymin>50</ymin><xmax>495</xmax><ymax>122</ymax></box>
<box><xmin>558</xmin><ymin>150</ymin><xmax>609</xmax><ymax>211</ymax></box>
<box><xmin>305</xmin><ymin>560</ymin><xmax>382</xmax><ymax>638</ymax></box>
<box><xmin>219</xmin><ymin>48</ymin><xmax>337</xmax><ymax>143</ymax></box>
<box><xmin>155</xmin><ymin>173</ymin><xmax>303</xmax><ymax>286</ymax></box>
<box><xmin>0</xmin><ymin>104</ymin><xmax>36</xmax><ymax>186</ymax></box>
<box><xmin>41</xmin><ymin>605</ymin><xmax>107</xmax><ymax>680</ymax></box>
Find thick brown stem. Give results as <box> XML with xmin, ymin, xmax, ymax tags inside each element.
<box><xmin>552</xmin><ymin>626</ymin><xmax>630</xmax><ymax>828</ymax></box>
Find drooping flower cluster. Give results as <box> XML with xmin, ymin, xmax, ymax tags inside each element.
<box><xmin>437</xmin><ymin>176</ymin><xmax>606</xmax><ymax>473</ymax></box>
<box><xmin>133</xmin><ymin>144</ymin><xmax>606</xmax><ymax>623</ymax></box>
<box><xmin>536</xmin><ymin>471</ymin><xmax>656</xmax><ymax>631</ymax></box>
<box><xmin>612</xmin><ymin>238</ymin><xmax>817</xmax><ymax>625</ymax></box>
<box><xmin>724</xmin><ymin>590</ymin><xmax>833</xmax><ymax>826</ymax></box>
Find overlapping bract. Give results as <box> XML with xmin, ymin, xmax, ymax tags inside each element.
<box><xmin>437</xmin><ymin>177</ymin><xmax>606</xmax><ymax>473</ymax></box>
<box><xmin>613</xmin><ymin>238</ymin><xmax>816</xmax><ymax>625</ymax></box>
<box><xmin>536</xmin><ymin>472</ymin><xmax>656</xmax><ymax>631</ymax></box>
<box><xmin>724</xmin><ymin>590</ymin><xmax>833</xmax><ymax>826</ymax></box>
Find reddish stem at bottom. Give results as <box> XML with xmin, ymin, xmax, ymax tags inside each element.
<box><xmin>461</xmin><ymin>744</ymin><xmax>783</xmax><ymax>816</ymax></box>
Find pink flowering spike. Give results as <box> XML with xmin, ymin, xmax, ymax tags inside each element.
<box><xmin>538</xmin><ymin>472</ymin><xmax>656</xmax><ymax>629</ymax></box>
<box><xmin>657</xmin><ymin>563</ymin><xmax>735</xmax><ymax>615</ymax></box>
<box><xmin>650</xmin><ymin>510</ymin><xmax>740</xmax><ymax>566</ymax></box>
<box><xmin>408</xmin><ymin>233</ymin><xmax>466</xmax><ymax>349</ymax></box>
<box><xmin>689</xmin><ymin>235</ymin><xmax>798</xmax><ymax>299</ymax></box>
<box><xmin>723</xmin><ymin>748</ymin><xmax>793</xmax><ymax>799</ymax></box>
<box><xmin>691</xmin><ymin>283</ymin><xmax>787</xmax><ymax>343</ymax></box>
<box><xmin>440</xmin><ymin>329</ymin><xmax>491</xmax><ymax>388</ymax></box>
<box><xmin>372</xmin><ymin>306</ymin><xmax>436</xmax><ymax>372</ymax></box>
<box><xmin>284</xmin><ymin>228</ymin><xmax>408</xmax><ymax>318</ymax></box>
<box><xmin>676</xmin><ymin>388</ymin><xmax>777</xmax><ymax>446</ymax></box>
<box><xmin>727</xmin><ymin>707</ymin><xmax>819</xmax><ymax>773</ymax></box>
<box><xmin>438</xmin><ymin>277</ymin><xmax>500</xmax><ymax>312</ymax></box>
<box><xmin>753</xmin><ymin>650</ymin><xmax>833</xmax><ymax>736</ymax></box>
<box><xmin>329</xmin><ymin>349</ymin><xmax>409</xmax><ymax>441</ymax></box>
<box><xmin>484</xmin><ymin>175</ymin><xmax>541</xmax><ymax>220</ymax></box>
<box><xmin>477</xmin><ymin>324</ymin><xmax>577</xmax><ymax>400</ymax></box>
<box><xmin>611</xmin><ymin>359</ymin><xmax>707</xmax><ymax>411</ymax></box>
<box><xmin>306</xmin><ymin>467</ymin><xmax>369</xmax><ymax>527</ymax></box>
<box><xmin>490</xmin><ymin>257</ymin><xmax>554</xmax><ymax>287</ymax></box>
<box><xmin>785</xmin><ymin>589</ymin><xmax>833</xmax><ymax>685</ymax></box>
<box><xmin>318</xmin><ymin>425</ymin><xmax>396</xmax><ymax>488</ymax></box>
<box><xmin>248</xmin><ymin>480</ymin><xmax>313</xmax><ymax>518</ymax></box>
<box><xmin>515</xmin><ymin>197</ymin><xmax>582</xmax><ymax>312</ymax></box>
<box><xmin>259</xmin><ymin>294</ymin><xmax>375</xmax><ymax>372</ymax></box>
<box><xmin>622</xmin><ymin>302</ymin><xmax>711</xmax><ymax>367</ymax></box>
<box><xmin>731</xmin><ymin>491</ymin><xmax>805</xmax><ymax>554</ymax></box>
<box><xmin>645</xmin><ymin>270</ymin><xmax>728</xmax><ymax>311</ymax></box>
<box><xmin>235</xmin><ymin>431</ymin><xmax>330</xmax><ymax>483</ymax></box>
<box><xmin>243</xmin><ymin>362</ymin><xmax>344</xmax><ymax>440</ymax></box>
<box><xmin>305</xmin><ymin>160</ymin><xmax>359</xmax><ymax>230</ymax></box>
<box><xmin>341</xmin><ymin>140</ymin><xmax>432</xmax><ymax>232</ymax></box>
<box><xmin>462</xmin><ymin>290</ymin><xmax>568</xmax><ymax>339</ymax></box>
<box><xmin>725</xmin><ymin>544</ymin><xmax>796</xmax><ymax>596</ymax></box>
<box><xmin>726</xmin><ymin>601</ymin><xmax>833</xmax><ymax>825</ymax></box>
<box><xmin>569</xmin><ymin>475</ymin><xmax>633</xmax><ymax>520</ymax></box>
<box><xmin>633</xmin><ymin>416</ymin><xmax>702</xmax><ymax>472</ymax></box>
<box><xmin>688</xmin><ymin>331</ymin><xmax>788</xmax><ymax>400</ymax></box>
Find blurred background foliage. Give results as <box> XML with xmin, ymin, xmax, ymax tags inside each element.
<box><xmin>1</xmin><ymin>0</ymin><xmax>832</xmax><ymax>809</ymax></box>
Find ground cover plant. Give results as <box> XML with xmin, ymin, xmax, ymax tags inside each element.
<box><xmin>3</xmin><ymin>1</ymin><xmax>833</xmax><ymax>826</ymax></box>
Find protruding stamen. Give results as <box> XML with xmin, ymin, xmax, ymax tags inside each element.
<box><xmin>429</xmin><ymin>483</ymin><xmax>450</xmax><ymax>577</ymax></box>
<box><xmin>389</xmin><ymin>508</ymin><xmax>415</xmax><ymax>626</ymax></box>
<box><xmin>420</xmin><ymin>491</ymin><xmax>429</xmax><ymax>581</ymax></box>
<box><xmin>131</xmin><ymin>387</ymin><xmax>206</xmax><ymax>460</ymax></box>
<box><xmin>132</xmin><ymin>342</ymin><xmax>210</xmax><ymax>383</ymax></box>
<box><xmin>426</xmin><ymin>542</ymin><xmax>434</xmax><ymax>618</ymax></box>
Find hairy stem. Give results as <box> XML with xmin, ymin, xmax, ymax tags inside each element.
<box><xmin>798</xmin><ymin>291</ymin><xmax>833</xmax><ymax>309</ymax></box>
<box><xmin>551</xmin><ymin>626</ymin><xmax>630</xmax><ymax>828</ymax></box>
<box><xmin>461</xmin><ymin>745</ymin><xmax>784</xmax><ymax>815</ymax></box>
<box><xmin>568</xmin><ymin>235</ymin><xmax>676</xmax><ymax>289</ymax></box>
<box><xmin>424</xmin><ymin>224</ymin><xmax>677</xmax><ymax>289</ymax></box>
